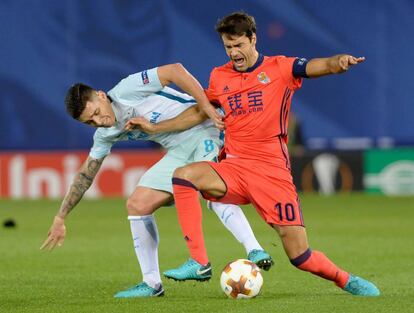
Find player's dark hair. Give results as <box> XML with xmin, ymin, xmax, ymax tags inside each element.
<box><xmin>215</xmin><ymin>12</ymin><xmax>256</xmax><ymax>40</ymax></box>
<box><xmin>65</xmin><ymin>83</ymin><xmax>95</xmax><ymax>120</ymax></box>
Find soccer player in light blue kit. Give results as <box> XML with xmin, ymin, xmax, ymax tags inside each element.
<box><xmin>41</xmin><ymin>63</ymin><xmax>273</xmax><ymax>298</ymax></box>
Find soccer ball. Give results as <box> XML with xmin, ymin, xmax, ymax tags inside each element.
<box><xmin>220</xmin><ymin>259</ymin><xmax>263</xmax><ymax>299</ymax></box>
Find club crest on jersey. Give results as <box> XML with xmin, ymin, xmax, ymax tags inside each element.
<box><xmin>257</xmin><ymin>72</ymin><xmax>270</xmax><ymax>84</ymax></box>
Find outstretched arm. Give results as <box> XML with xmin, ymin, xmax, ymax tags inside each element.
<box><xmin>125</xmin><ymin>105</ymin><xmax>208</xmax><ymax>134</ymax></box>
<box><xmin>157</xmin><ymin>63</ymin><xmax>225</xmax><ymax>129</ymax></box>
<box><xmin>306</xmin><ymin>54</ymin><xmax>365</xmax><ymax>78</ymax></box>
<box><xmin>40</xmin><ymin>156</ymin><xmax>104</xmax><ymax>251</ymax></box>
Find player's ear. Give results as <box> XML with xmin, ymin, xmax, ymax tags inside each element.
<box><xmin>96</xmin><ymin>90</ymin><xmax>107</xmax><ymax>100</ymax></box>
<box><xmin>250</xmin><ymin>34</ymin><xmax>257</xmax><ymax>46</ymax></box>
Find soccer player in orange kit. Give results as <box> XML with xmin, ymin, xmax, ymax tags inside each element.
<box><xmin>157</xmin><ymin>12</ymin><xmax>380</xmax><ymax>296</ymax></box>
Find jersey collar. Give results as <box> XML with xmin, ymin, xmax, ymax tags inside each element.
<box><xmin>108</xmin><ymin>95</ymin><xmax>121</xmax><ymax>123</ymax></box>
<box><xmin>233</xmin><ymin>53</ymin><xmax>264</xmax><ymax>73</ymax></box>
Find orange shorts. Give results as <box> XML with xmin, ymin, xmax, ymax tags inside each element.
<box><xmin>204</xmin><ymin>158</ymin><xmax>304</xmax><ymax>226</ymax></box>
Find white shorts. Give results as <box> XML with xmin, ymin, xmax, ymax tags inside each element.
<box><xmin>138</xmin><ymin>127</ymin><xmax>222</xmax><ymax>193</ymax></box>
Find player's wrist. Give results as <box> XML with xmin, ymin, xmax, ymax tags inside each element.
<box><xmin>328</xmin><ymin>55</ymin><xmax>342</xmax><ymax>74</ymax></box>
<box><xmin>148</xmin><ymin>123</ymin><xmax>163</xmax><ymax>134</ymax></box>
<box><xmin>55</xmin><ymin>214</ymin><xmax>66</xmax><ymax>221</ymax></box>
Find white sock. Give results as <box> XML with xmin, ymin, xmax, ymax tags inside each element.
<box><xmin>128</xmin><ymin>215</ymin><xmax>161</xmax><ymax>288</ymax></box>
<box><xmin>208</xmin><ymin>201</ymin><xmax>263</xmax><ymax>254</ymax></box>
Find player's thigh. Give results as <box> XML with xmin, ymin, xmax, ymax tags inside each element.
<box><xmin>174</xmin><ymin>161</ymin><xmax>227</xmax><ymax>198</ymax></box>
<box><xmin>138</xmin><ymin>150</ymin><xmax>187</xmax><ymax>194</ymax></box>
<box><xmin>247</xmin><ymin>173</ymin><xmax>305</xmax><ymax>227</ymax></box>
<box><xmin>202</xmin><ymin>160</ymin><xmax>250</xmax><ymax>204</ymax></box>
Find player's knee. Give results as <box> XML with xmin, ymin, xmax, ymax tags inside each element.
<box><xmin>273</xmin><ymin>225</ymin><xmax>309</xmax><ymax>259</ymax></box>
<box><xmin>126</xmin><ymin>197</ymin><xmax>150</xmax><ymax>216</ymax></box>
<box><xmin>173</xmin><ymin>165</ymin><xmax>194</xmax><ymax>181</ymax></box>
<box><xmin>275</xmin><ymin>225</ymin><xmax>289</xmax><ymax>238</ymax></box>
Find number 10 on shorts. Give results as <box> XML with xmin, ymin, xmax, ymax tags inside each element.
<box><xmin>275</xmin><ymin>202</ymin><xmax>296</xmax><ymax>222</ymax></box>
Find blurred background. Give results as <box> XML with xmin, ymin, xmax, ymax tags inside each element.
<box><xmin>1</xmin><ymin>0</ymin><xmax>413</xmax><ymax>198</ymax></box>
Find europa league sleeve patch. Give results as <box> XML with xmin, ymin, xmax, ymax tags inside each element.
<box><xmin>141</xmin><ymin>70</ymin><xmax>150</xmax><ymax>84</ymax></box>
<box><xmin>292</xmin><ymin>58</ymin><xmax>309</xmax><ymax>78</ymax></box>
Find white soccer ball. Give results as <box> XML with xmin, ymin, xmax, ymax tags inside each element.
<box><xmin>220</xmin><ymin>259</ymin><xmax>263</xmax><ymax>299</ymax></box>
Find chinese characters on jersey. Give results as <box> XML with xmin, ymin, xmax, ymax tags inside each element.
<box><xmin>228</xmin><ymin>91</ymin><xmax>264</xmax><ymax>116</ymax></box>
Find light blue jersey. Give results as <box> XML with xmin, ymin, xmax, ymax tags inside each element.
<box><xmin>89</xmin><ymin>67</ymin><xmax>217</xmax><ymax>159</ymax></box>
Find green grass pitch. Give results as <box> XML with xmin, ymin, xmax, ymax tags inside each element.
<box><xmin>1</xmin><ymin>194</ymin><xmax>413</xmax><ymax>313</ymax></box>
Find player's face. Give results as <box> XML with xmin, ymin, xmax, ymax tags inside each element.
<box><xmin>78</xmin><ymin>91</ymin><xmax>116</xmax><ymax>128</ymax></box>
<box><xmin>222</xmin><ymin>34</ymin><xmax>258</xmax><ymax>72</ymax></box>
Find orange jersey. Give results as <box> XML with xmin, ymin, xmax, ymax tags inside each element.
<box><xmin>206</xmin><ymin>55</ymin><xmax>302</xmax><ymax>166</ymax></box>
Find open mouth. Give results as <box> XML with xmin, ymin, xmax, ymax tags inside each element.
<box><xmin>233</xmin><ymin>57</ymin><xmax>245</xmax><ymax>67</ymax></box>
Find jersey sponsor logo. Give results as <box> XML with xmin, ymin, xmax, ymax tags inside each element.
<box><xmin>223</xmin><ymin>85</ymin><xmax>230</xmax><ymax>93</ymax></box>
<box><xmin>228</xmin><ymin>93</ymin><xmax>243</xmax><ymax>112</ymax></box>
<box><xmin>141</xmin><ymin>70</ymin><xmax>149</xmax><ymax>84</ymax></box>
<box><xmin>227</xmin><ymin>91</ymin><xmax>264</xmax><ymax>116</ymax></box>
<box><xmin>257</xmin><ymin>72</ymin><xmax>270</xmax><ymax>84</ymax></box>
<box><xmin>150</xmin><ymin>112</ymin><xmax>161</xmax><ymax>124</ymax></box>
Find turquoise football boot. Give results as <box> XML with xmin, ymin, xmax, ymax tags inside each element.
<box><xmin>343</xmin><ymin>274</ymin><xmax>380</xmax><ymax>296</ymax></box>
<box><xmin>114</xmin><ymin>282</ymin><xmax>164</xmax><ymax>298</ymax></box>
<box><xmin>163</xmin><ymin>258</ymin><xmax>212</xmax><ymax>281</ymax></box>
<box><xmin>247</xmin><ymin>249</ymin><xmax>274</xmax><ymax>271</ymax></box>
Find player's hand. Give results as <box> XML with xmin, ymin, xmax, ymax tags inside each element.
<box><xmin>124</xmin><ymin>117</ymin><xmax>157</xmax><ymax>134</ymax></box>
<box><xmin>202</xmin><ymin>105</ymin><xmax>225</xmax><ymax>130</ymax></box>
<box><xmin>40</xmin><ymin>216</ymin><xmax>67</xmax><ymax>251</ymax></box>
<box><xmin>335</xmin><ymin>55</ymin><xmax>365</xmax><ymax>73</ymax></box>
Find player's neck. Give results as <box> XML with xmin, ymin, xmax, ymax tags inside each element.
<box><xmin>106</xmin><ymin>97</ymin><xmax>117</xmax><ymax>123</ymax></box>
<box><xmin>247</xmin><ymin>51</ymin><xmax>260</xmax><ymax>68</ymax></box>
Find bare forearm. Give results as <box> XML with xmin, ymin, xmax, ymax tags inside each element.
<box><xmin>57</xmin><ymin>173</ymin><xmax>92</xmax><ymax>218</ymax></box>
<box><xmin>306</xmin><ymin>57</ymin><xmax>331</xmax><ymax>77</ymax></box>
<box><xmin>306</xmin><ymin>54</ymin><xmax>365</xmax><ymax>78</ymax></box>
<box><xmin>56</xmin><ymin>157</ymin><xmax>103</xmax><ymax>218</ymax></box>
<box><xmin>152</xmin><ymin>105</ymin><xmax>208</xmax><ymax>133</ymax></box>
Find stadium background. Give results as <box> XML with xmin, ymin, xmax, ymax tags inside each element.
<box><xmin>1</xmin><ymin>2</ymin><xmax>414</xmax><ymax>312</ymax></box>
<box><xmin>1</xmin><ymin>0</ymin><xmax>413</xmax><ymax>198</ymax></box>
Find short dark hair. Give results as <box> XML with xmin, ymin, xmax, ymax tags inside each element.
<box><xmin>65</xmin><ymin>83</ymin><xmax>95</xmax><ymax>119</ymax></box>
<box><xmin>215</xmin><ymin>12</ymin><xmax>256</xmax><ymax>40</ymax></box>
